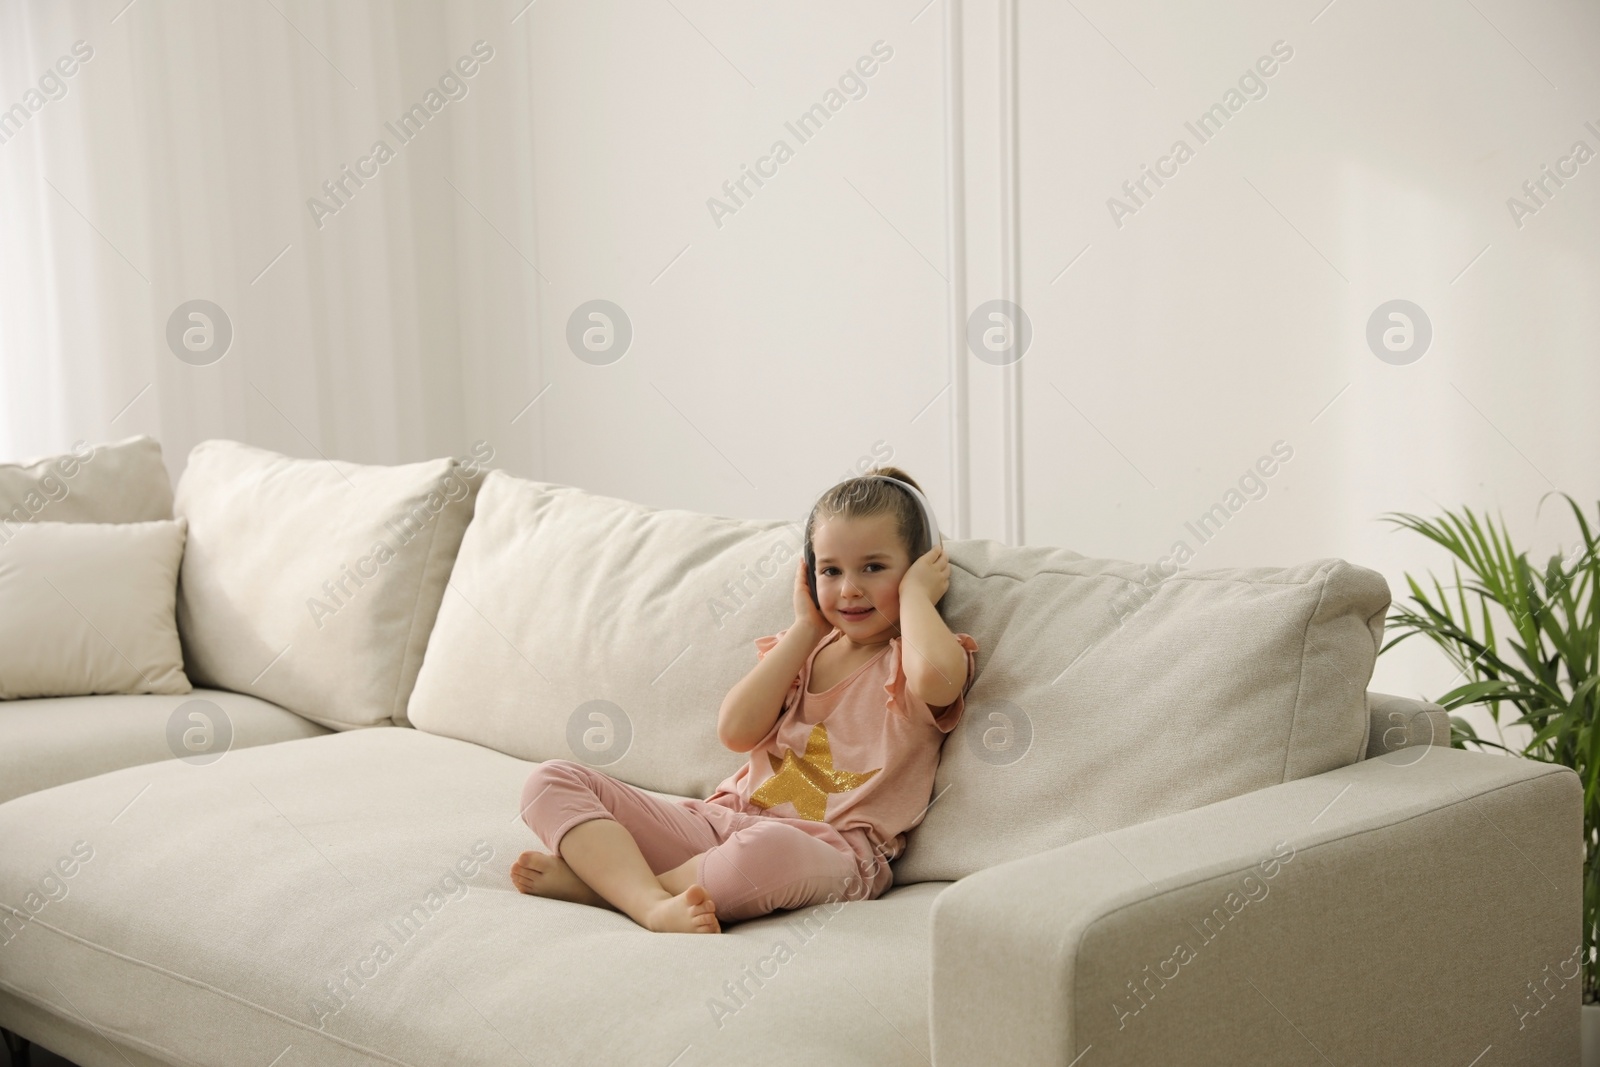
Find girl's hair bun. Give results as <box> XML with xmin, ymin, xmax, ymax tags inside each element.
<box><xmin>860</xmin><ymin>465</ymin><xmax>924</xmax><ymax>495</ymax></box>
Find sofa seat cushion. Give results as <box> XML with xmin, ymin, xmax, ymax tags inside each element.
<box><xmin>0</xmin><ymin>688</ymin><xmax>329</xmax><ymax>804</ymax></box>
<box><xmin>0</xmin><ymin>728</ymin><xmax>942</xmax><ymax>1066</ymax></box>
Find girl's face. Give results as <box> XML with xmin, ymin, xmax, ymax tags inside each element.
<box><xmin>811</xmin><ymin>512</ymin><xmax>909</xmax><ymax>641</ymax></box>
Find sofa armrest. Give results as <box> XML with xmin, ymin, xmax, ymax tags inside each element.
<box><xmin>1367</xmin><ymin>689</ymin><xmax>1453</xmax><ymax>757</ymax></box>
<box><xmin>929</xmin><ymin>747</ymin><xmax>1580</xmax><ymax>1066</ymax></box>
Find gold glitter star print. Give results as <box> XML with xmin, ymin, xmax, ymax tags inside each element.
<box><xmin>749</xmin><ymin>723</ymin><xmax>881</xmax><ymax>821</ymax></box>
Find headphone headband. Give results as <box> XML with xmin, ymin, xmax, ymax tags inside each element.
<box><xmin>804</xmin><ymin>474</ymin><xmax>942</xmax><ymax>557</ymax></box>
<box><xmin>861</xmin><ymin>475</ymin><xmax>942</xmax><ymax>551</ymax></box>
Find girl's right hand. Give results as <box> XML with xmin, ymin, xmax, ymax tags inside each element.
<box><xmin>793</xmin><ymin>557</ymin><xmax>832</xmax><ymax>638</ymax></box>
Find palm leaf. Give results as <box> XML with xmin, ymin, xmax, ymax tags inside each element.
<box><xmin>1382</xmin><ymin>498</ymin><xmax>1600</xmax><ymax>1000</ymax></box>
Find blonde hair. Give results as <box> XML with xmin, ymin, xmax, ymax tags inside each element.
<box><xmin>806</xmin><ymin>466</ymin><xmax>930</xmax><ymax>565</ymax></box>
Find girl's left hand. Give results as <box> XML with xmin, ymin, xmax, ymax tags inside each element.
<box><xmin>900</xmin><ymin>543</ymin><xmax>950</xmax><ymax>605</ymax></box>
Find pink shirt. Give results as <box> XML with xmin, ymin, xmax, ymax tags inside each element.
<box><xmin>706</xmin><ymin>625</ymin><xmax>980</xmax><ymax>864</ymax></box>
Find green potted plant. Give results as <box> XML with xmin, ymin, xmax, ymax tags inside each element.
<box><xmin>1380</xmin><ymin>492</ymin><xmax>1598</xmax><ymax>1057</ymax></box>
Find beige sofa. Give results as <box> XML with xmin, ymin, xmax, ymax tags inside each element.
<box><xmin>0</xmin><ymin>437</ymin><xmax>1580</xmax><ymax>1066</ymax></box>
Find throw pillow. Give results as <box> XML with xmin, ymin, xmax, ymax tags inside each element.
<box><xmin>0</xmin><ymin>520</ymin><xmax>190</xmax><ymax>699</ymax></box>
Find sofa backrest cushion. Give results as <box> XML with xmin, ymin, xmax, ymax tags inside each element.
<box><xmin>0</xmin><ymin>435</ymin><xmax>173</xmax><ymax>528</ymax></box>
<box><xmin>407</xmin><ymin>470</ymin><xmax>797</xmax><ymax>799</ymax></box>
<box><xmin>174</xmin><ymin>440</ymin><xmax>482</xmax><ymax>730</ymax></box>
<box><xmin>890</xmin><ymin>541</ymin><xmax>1389</xmax><ymax>883</ymax></box>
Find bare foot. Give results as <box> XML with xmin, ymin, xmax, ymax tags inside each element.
<box><xmin>510</xmin><ymin>850</ymin><xmax>612</xmax><ymax>909</ymax></box>
<box><xmin>642</xmin><ymin>883</ymin><xmax>721</xmax><ymax>934</ymax></box>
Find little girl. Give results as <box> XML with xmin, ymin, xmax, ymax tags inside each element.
<box><xmin>510</xmin><ymin>467</ymin><xmax>979</xmax><ymax>933</ymax></box>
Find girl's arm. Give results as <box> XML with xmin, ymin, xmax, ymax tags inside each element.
<box><xmin>717</xmin><ymin>624</ymin><xmax>825</xmax><ymax>752</ymax></box>
<box><xmin>719</xmin><ymin>558</ymin><xmax>832</xmax><ymax>753</ymax></box>
<box><xmin>898</xmin><ymin>546</ymin><xmax>969</xmax><ymax>708</ymax></box>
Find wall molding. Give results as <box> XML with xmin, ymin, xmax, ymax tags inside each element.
<box><xmin>999</xmin><ymin>0</ymin><xmax>1022</xmax><ymax>546</ymax></box>
<box><xmin>944</xmin><ymin>0</ymin><xmax>970</xmax><ymax>539</ymax></box>
<box><xmin>946</xmin><ymin>0</ymin><xmax>1025</xmax><ymax>546</ymax></box>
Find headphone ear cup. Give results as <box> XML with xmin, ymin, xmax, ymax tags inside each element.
<box><xmin>805</xmin><ymin>543</ymin><xmax>819</xmax><ymax>609</ymax></box>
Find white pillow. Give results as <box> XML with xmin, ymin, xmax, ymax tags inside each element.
<box><xmin>0</xmin><ymin>520</ymin><xmax>191</xmax><ymax>699</ymax></box>
<box><xmin>0</xmin><ymin>435</ymin><xmax>174</xmax><ymax>528</ymax></box>
<box><xmin>174</xmin><ymin>440</ymin><xmax>482</xmax><ymax>730</ymax></box>
<box><xmin>890</xmin><ymin>546</ymin><xmax>1389</xmax><ymax>884</ymax></box>
<box><xmin>406</xmin><ymin>470</ymin><xmax>796</xmax><ymax>800</ymax></box>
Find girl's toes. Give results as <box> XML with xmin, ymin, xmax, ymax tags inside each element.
<box><xmin>695</xmin><ymin>898</ymin><xmax>720</xmax><ymax>931</ymax></box>
<box><xmin>510</xmin><ymin>854</ymin><xmax>543</xmax><ymax>893</ymax></box>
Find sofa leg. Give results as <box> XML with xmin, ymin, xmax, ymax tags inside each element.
<box><xmin>2</xmin><ymin>1027</ymin><xmax>31</xmax><ymax>1067</ymax></box>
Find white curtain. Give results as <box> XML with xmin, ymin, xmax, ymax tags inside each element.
<box><xmin>0</xmin><ymin>0</ymin><xmax>543</xmax><ymax>479</ymax></box>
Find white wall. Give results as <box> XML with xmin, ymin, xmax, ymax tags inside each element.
<box><xmin>520</xmin><ymin>1</ymin><xmax>952</xmax><ymax>526</ymax></box>
<box><xmin>2</xmin><ymin>0</ymin><xmax>1597</xmax><ymax>730</ymax></box>
<box><xmin>988</xmin><ymin>0</ymin><xmax>1600</xmax><ymax>727</ymax></box>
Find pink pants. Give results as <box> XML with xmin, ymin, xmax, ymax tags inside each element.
<box><xmin>518</xmin><ymin>759</ymin><xmax>893</xmax><ymax>924</ymax></box>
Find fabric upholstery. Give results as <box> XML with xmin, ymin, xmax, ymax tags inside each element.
<box><xmin>173</xmin><ymin>440</ymin><xmax>482</xmax><ymax>730</ymax></box>
<box><xmin>1366</xmin><ymin>690</ymin><xmax>1452</xmax><ymax>756</ymax></box>
<box><xmin>929</xmin><ymin>747</ymin><xmax>1580</xmax><ymax>1065</ymax></box>
<box><xmin>0</xmin><ymin>434</ymin><xmax>173</xmax><ymax>528</ymax></box>
<box><xmin>407</xmin><ymin>470</ymin><xmax>800</xmax><ymax>798</ymax></box>
<box><xmin>0</xmin><ymin>729</ymin><xmax>941</xmax><ymax>1066</ymax></box>
<box><xmin>893</xmin><ymin>541</ymin><xmax>1391</xmax><ymax>883</ymax></box>
<box><xmin>0</xmin><ymin>688</ymin><xmax>329</xmax><ymax>805</ymax></box>
<box><xmin>0</xmin><ymin>991</ymin><xmax>174</xmax><ymax>1067</ymax></box>
<box><xmin>0</xmin><ymin>520</ymin><xmax>190</xmax><ymax>700</ymax></box>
